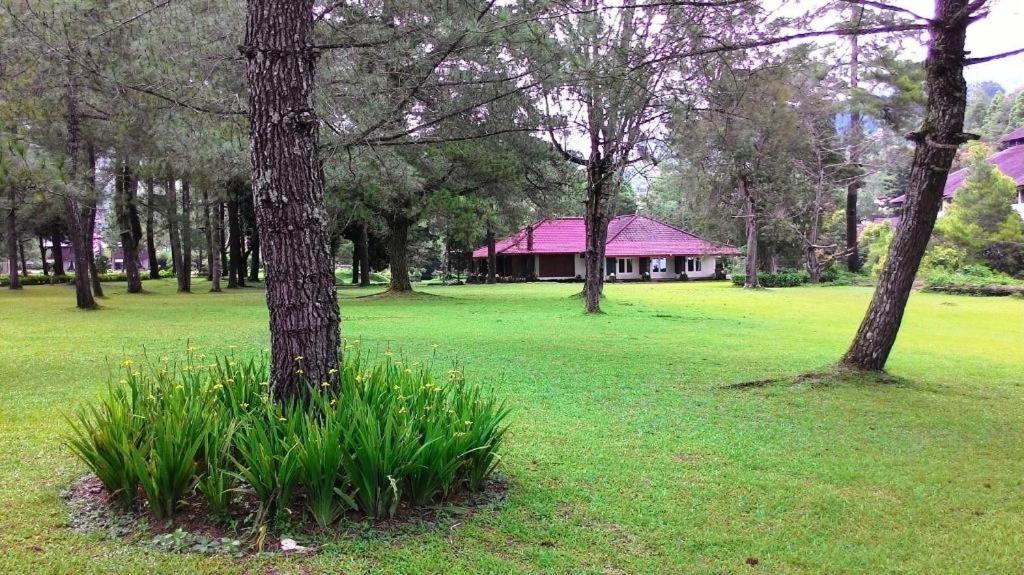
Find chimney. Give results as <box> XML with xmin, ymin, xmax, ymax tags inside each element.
<box><xmin>526</xmin><ymin>225</ymin><xmax>534</xmax><ymax>251</ymax></box>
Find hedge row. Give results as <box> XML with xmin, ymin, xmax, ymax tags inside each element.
<box><xmin>0</xmin><ymin>270</ymin><xmax>174</xmax><ymax>287</ymax></box>
<box><xmin>731</xmin><ymin>270</ymin><xmax>810</xmax><ymax>288</ymax></box>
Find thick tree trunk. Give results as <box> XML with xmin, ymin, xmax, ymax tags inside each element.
<box><xmin>146</xmin><ymin>178</ymin><xmax>160</xmax><ymax>279</ymax></box>
<box><xmin>358</xmin><ymin>221</ymin><xmax>370</xmax><ymax>287</ymax></box>
<box><xmin>6</xmin><ymin>187</ymin><xmax>20</xmax><ymax>290</ymax></box>
<box><xmin>485</xmin><ymin>224</ymin><xmax>496</xmax><ymax>284</ymax></box>
<box><xmin>386</xmin><ymin>212</ymin><xmax>413</xmax><ymax>292</ymax></box>
<box><xmin>39</xmin><ymin>236</ymin><xmax>48</xmax><ymax>276</ymax></box>
<box><xmin>227</xmin><ymin>194</ymin><xmax>244</xmax><ymax>288</ymax></box>
<box><xmin>846</xmin><ymin>12</ymin><xmax>863</xmax><ymax>273</ymax></box>
<box><xmin>62</xmin><ymin>69</ymin><xmax>97</xmax><ymax>309</ymax></box>
<box><xmin>166</xmin><ymin>169</ymin><xmax>182</xmax><ymax>280</ymax></box>
<box><xmin>583</xmin><ymin>169</ymin><xmax>612</xmax><ymax>313</ymax></box>
<box><xmin>740</xmin><ymin>175</ymin><xmax>760</xmax><ymax>288</ymax></box>
<box><xmin>178</xmin><ymin>178</ymin><xmax>192</xmax><ymax>292</ymax></box>
<box><xmin>243</xmin><ymin>0</ymin><xmax>341</xmax><ymax>399</ymax></box>
<box><xmin>841</xmin><ymin>0</ymin><xmax>972</xmax><ymax>371</ymax></box>
<box><xmin>52</xmin><ymin>231</ymin><xmax>66</xmax><ymax>276</ymax></box>
<box><xmin>116</xmin><ymin>158</ymin><xmax>143</xmax><ymax>294</ymax></box>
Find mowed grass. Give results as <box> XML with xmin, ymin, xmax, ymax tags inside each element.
<box><xmin>0</xmin><ymin>279</ymin><xmax>1022</xmax><ymax>574</ymax></box>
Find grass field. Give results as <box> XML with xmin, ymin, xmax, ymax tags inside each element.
<box><xmin>0</xmin><ymin>279</ymin><xmax>1022</xmax><ymax>574</ymax></box>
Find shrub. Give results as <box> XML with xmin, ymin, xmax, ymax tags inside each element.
<box><xmin>65</xmin><ymin>348</ymin><xmax>509</xmax><ymax>525</ymax></box>
<box><xmin>922</xmin><ymin>265</ymin><xmax>1024</xmax><ymax>296</ymax></box>
<box><xmin>731</xmin><ymin>270</ymin><xmax>808</xmax><ymax>287</ymax></box>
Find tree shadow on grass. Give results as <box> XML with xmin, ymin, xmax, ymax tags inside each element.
<box><xmin>354</xmin><ymin>288</ymin><xmax>449</xmax><ymax>300</ymax></box>
<box><xmin>725</xmin><ymin>365</ymin><xmax>911</xmax><ymax>390</ymax></box>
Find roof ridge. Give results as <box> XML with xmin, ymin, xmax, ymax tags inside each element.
<box><xmin>605</xmin><ymin>214</ymin><xmax>640</xmax><ymax>244</ymax></box>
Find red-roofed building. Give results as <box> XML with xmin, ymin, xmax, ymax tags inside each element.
<box><xmin>472</xmin><ymin>214</ymin><xmax>740</xmax><ymax>280</ymax></box>
<box><xmin>883</xmin><ymin>128</ymin><xmax>1024</xmax><ymax>219</ymax></box>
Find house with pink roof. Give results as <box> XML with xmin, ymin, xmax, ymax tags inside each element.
<box><xmin>472</xmin><ymin>214</ymin><xmax>740</xmax><ymax>281</ymax></box>
<box><xmin>884</xmin><ymin>127</ymin><xmax>1024</xmax><ymax>219</ymax></box>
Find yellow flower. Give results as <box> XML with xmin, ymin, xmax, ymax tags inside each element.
<box><xmin>355</xmin><ymin>375</ymin><xmax>364</xmax><ymax>383</ymax></box>
<box><xmin>213</xmin><ymin>384</ymin><xmax>224</xmax><ymax>391</ymax></box>
<box><xmin>328</xmin><ymin>368</ymin><xmax>338</xmax><ymax>375</ymax></box>
<box><xmin>278</xmin><ymin>417</ymin><xmax>287</xmax><ymax>422</ymax></box>
<box><xmin>295</xmin><ymin>369</ymin><xmax>304</xmax><ymax>375</ymax></box>
<box><xmin>320</xmin><ymin>382</ymin><xmax>330</xmax><ymax>387</ymax></box>
<box><xmin>294</xmin><ymin>356</ymin><xmax>304</xmax><ymax>361</ymax></box>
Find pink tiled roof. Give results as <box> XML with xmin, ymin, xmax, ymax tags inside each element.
<box><xmin>999</xmin><ymin>126</ymin><xmax>1024</xmax><ymax>143</ymax></box>
<box><xmin>472</xmin><ymin>215</ymin><xmax>740</xmax><ymax>258</ymax></box>
<box><xmin>888</xmin><ymin>143</ymin><xmax>1024</xmax><ymax>205</ymax></box>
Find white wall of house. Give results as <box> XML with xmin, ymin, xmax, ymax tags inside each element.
<box><xmin>681</xmin><ymin>256</ymin><xmax>716</xmax><ymax>279</ymax></box>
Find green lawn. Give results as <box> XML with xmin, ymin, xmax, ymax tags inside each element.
<box><xmin>1</xmin><ymin>280</ymin><xmax>1022</xmax><ymax>574</ymax></box>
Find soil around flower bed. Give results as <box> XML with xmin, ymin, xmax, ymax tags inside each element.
<box><xmin>62</xmin><ymin>474</ymin><xmax>510</xmax><ymax>555</ymax></box>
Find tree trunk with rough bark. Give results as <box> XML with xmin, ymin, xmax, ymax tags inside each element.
<box><xmin>386</xmin><ymin>212</ymin><xmax>413</xmax><ymax>292</ymax></box>
<box><xmin>62</xmin><ymin>69</ymin><xmax>97</xmax><ymax>309</ymax></box>
<box><xmin>841</xmin><ymin>0</ymin><xmax>973</xmax><ymax>371</ymax></box>
<box><xmin>6</xmin><ymin>187</ymin><xmax>20</xmax><ymax>290</ymax></box>
<box><xmin>179</xmin><ymin>178</ymin><xmax>192</xmax><ymax>292</ymax></box>
<box><xmin>583</xmin><ymin>165</ymin><xmax>612</xmax><ymax>313</ymax></box>
<box><xmin>116</xmin><ymin>158</ymin><xmax>144</xmax><ymax>294</ymax></box>
<box><xmin>846</xmin><ymin>10</ymin><xmax>863</xmax><ymax>273</ymax></box>
<box><xmin>146</xmin><ymin>178</ymin><xmax>160</xmax><ymax>279</ymax></box>
<box><xmin>243</xmin><ymin>0</ymin><xmax>341</xmax><ymax>399</ymax></box>
<box><xmin>740</xmin><ymin>175</ymin><xmax>760</xmax><ymax>288</ymax></box>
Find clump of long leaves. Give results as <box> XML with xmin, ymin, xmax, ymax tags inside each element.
<box><xmin>64</xmin><ymin>347</ymin><xmax>509</xmax><ymax>526</ymax></box>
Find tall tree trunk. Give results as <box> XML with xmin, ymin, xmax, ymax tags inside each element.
<box><xmin>846</xmin><ymin>8</ymin><xmax>864</xmax><ymax>273</ymax></box>
<box><xmin>841</xmin><ymin>0</ymin><xmax>973</xmax><ymax>371</ymax></box>
<box><xmin>52</xmin><ymin>230</ymin><xmax>66</xmax><ymax>276</ymax></box>
<box><xmin>243</xmin><ymin>0</ymin><xmax>341</xmax><ymax>399</ymax></box>
<box><xmin>62</xmin><ymin>68</ymin><xmax>97</xmax><ymax>309</ymax></box>
<box><xmin>485</xmin><ymin>224</ymin><xmax>496</xmax><ymax>284</ymax></box>
<box><xmin>218</xmin><ymin>201</ymin><xmax>228</xmax><ymax>282</ymax></box>
<box><xmin>358</xmin><ymin>220</ymin><xmax>370</xmax><ymax>287</ymax></box>
<box><xmin>166</xmin><ymin>168</ymin><xmax>182</xmax><ymax>280</ymax></box>
<box><xmin>227</xmin><ymin>193</ymin><xmax>244</xmax><ymax>288</ymax></box>
<box><xmin>248</xmin><ymin>228</ymin><xmax>260</xmax><ymax>282</ymax></box>
<box><xmin>350</xmin><ymin>244</ymin><xmax>360</xmax><ymax>284</ymax></box>
<box><xmin>39</xmin><ymin>235</ymin><xmax>48</xmax><ymax>276</ymax></box>
<box><xmin>203</xmin><ymin>189</ymin><xmax>214</xmax><ymax>282</ymax></box>
<box><xmin>6</xmin><ymin>187</ymin><xmax>20</xmax><ymax>290</ymax></box>
<box><xmin>386</xmin><ymin>212</ymin><xmax>413</xmax><ymax>292</ymax></box>
<box><xmin>85</xmin><ymin>142</ymin><xmax>103</xmax><ymax>297</ymax></box>
<box><xmin>146</xmin><ymin>178</ymin><xmax>160</xmax><ymax>279</ymax></box>
<box><xmin>741</xmin><ymin>174</ymin><xmax>760</xmax><ymax>288</ymax></box>
<box><xmin>211</xmin><ymin>200</ymin><xmax>223</xmax><ymax>292</ymax></box>
<box><xmin>583</xmin><ymin>166</ymin><xmax>612</xmax><ymax>313</ymax></box>
<box><xmin>179</xmin><ymin>178</ymin><xmax>193</xmax><ymax>292</ymax></box>
<box><xmin>19</xmin><ymin>240</ymin><xmax>27</xmax><ymax>276</ymax></box>
<box><xmin>116</xmin><ymin>158</ymin><xmax>143</xmax><ymax>294</ymax></box>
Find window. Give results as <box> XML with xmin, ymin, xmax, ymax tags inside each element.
<box><xmin>695</xmin><ymin>258</ymin><xmax>702</xmax><ymax>271</ymax></box>
<box><xmin>617</xmin><ymin>258</ymin><xmax>633</xmax><ymax>274</ymax></box>
<box><xmin>650</xmin><ymin>257</ymin><xmax>667</xmax><ymax>273</ymax></box>
<box><xmin>687</xmin><ymin>258</ymin><xmax>695</xmax><ymax>272</ymax></box>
